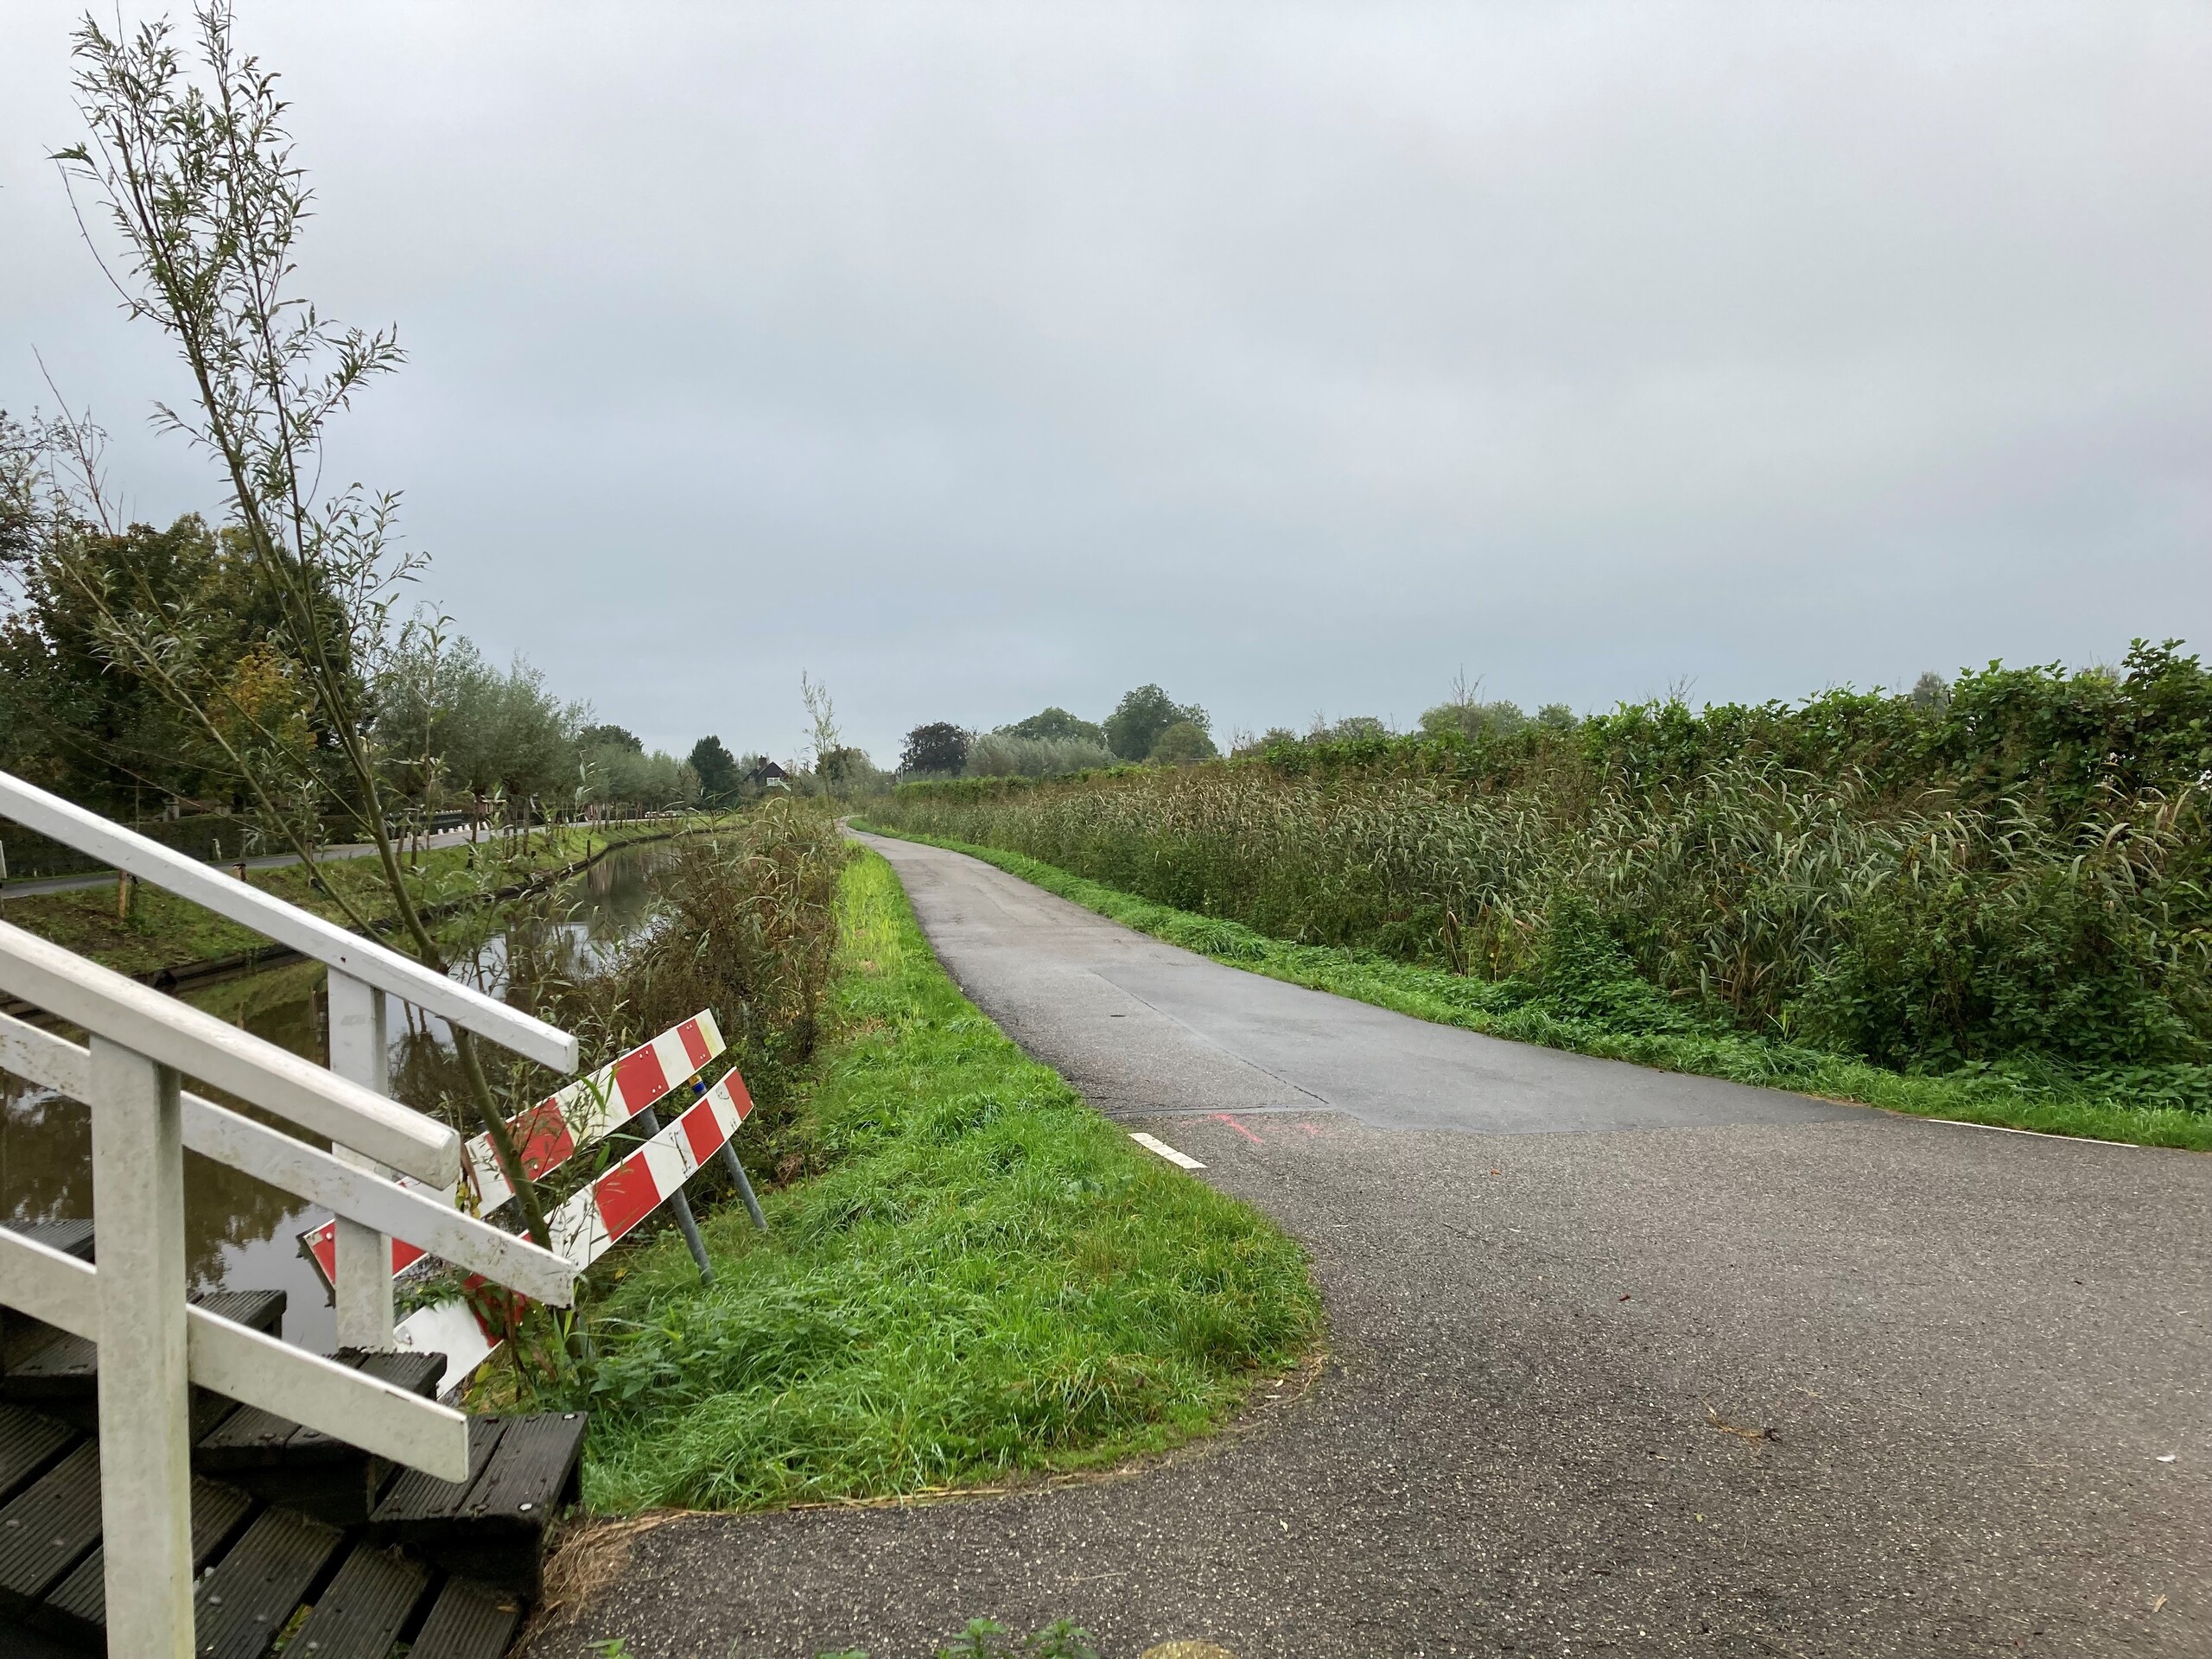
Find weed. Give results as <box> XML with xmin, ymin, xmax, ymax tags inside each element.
<box><xmin>562</xmin><ymin>851</ymin><xmax>1319</xmax><ymax>1509</ymax></box>
<box><xmin>859</xmin><ymin>829</ymin><xmax>2212</xmax><ymax>1151</ymax></box>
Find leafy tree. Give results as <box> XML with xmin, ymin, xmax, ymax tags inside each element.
<box><xmin>52</xmin><ymin>3</ymin><xmax>559</xmax><ymax>1241</ymax></box>
<box><xmin>582</xmin><ymin>723</ymin><xmax>643</xmax><ymax>753</ymax></box>
<box><xmin>0</xmin><ymin>512</ymin><xmax>299</xmax><ymax>814</ymax></box>
<box><xmin>901</xmin><ymin>721</ymin><xmax>970</xmax><ymax>776</ymax></box>
<box><xmin>1103</xmin><ymin>684</ymin><xmax>1208</xmax><ymax>761</ymax></box>
<box><xmin>0</xmin><ymin>410</ymin><xmax>50</xmax><ymax>570</ymax></box>
<box><xmin>1909</xmin><ymin>671</ymin><xmax>1950</xmax><ymax>711</ymax></box>
<box><xmin>1149</xmin><ymin>720</ymin><xmax>1217</xmax><ymax>766</ymax></box>
<box><xmin>687</xmin><ymin>734</ymin><xmax>741</xmax><ymax>803</ymax></box>
<box><xmin>1003</xmin><ymin>706</ymin><xmax>1105</xmax><ymax>746</ymax></box>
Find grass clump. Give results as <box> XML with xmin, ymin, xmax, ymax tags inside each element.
<box><xmin>563</xmin><ymin>849</ymin><xmax>1319</xmax><ymax>1511</ymax></box>
<box><xmin>856</xmin><ymin>826</ymin><xmax>2212</xmax><ymax>1152</ymax></box>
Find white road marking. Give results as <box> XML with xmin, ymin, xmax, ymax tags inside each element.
<box><xmin>1925</xmin><ymin>1118</ymin><xmax>2138</xmax><ymax>1148</ymax></box>
<box><xmin>1131</xmin><ymin>1132</ymin><xmax>1206</xmax><ymax>1170</ymax></box>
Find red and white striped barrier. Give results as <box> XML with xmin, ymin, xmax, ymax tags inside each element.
<box><xmin>396</xmin><ymin>1065</ymin><xmax>754</xmax><ymax>1393</ymax></box>
<box><xmin>548</xmin><ymin>1067</ymin><xmax>754</xmax><ymax>1267</ymax></box>
<box><xmin>303</xmin><ymin>1011</ymin><xmax>725</xmax><ymax>1288</ymax></box>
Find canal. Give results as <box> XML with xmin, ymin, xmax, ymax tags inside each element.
<box><xmin>0</xmin><ymin>841</ymin><xmax>674</xmax><ymax>1349</ymax></box>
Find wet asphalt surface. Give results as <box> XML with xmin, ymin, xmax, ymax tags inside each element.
<box><xmin>529</xmin><ymin>836</ymin><xmax>2212</xmax><ymax>1659</ymax></box>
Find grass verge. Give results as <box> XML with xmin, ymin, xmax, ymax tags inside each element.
<box><xmin>566</xmin><ymin>847</ymin><xmax>1321</xmax><ymax>1512</ymax></box>
<box><xmin>854</xmin><ymin>824</ymin><xmax>2212</xmax><ymax>1154</ymax></box>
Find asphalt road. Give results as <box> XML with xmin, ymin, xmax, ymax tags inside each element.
<box><xmin>532</xmin><ymin>834</ymin><xmax>2212</xmax><ymax>1659</ymax></box>
<box><xmin>0</xmin><ymin>826</ymin><xmax>480</xmax><ymax>896</ymax></box>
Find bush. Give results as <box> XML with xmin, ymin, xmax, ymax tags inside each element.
<box><xmin>567</xmin><ymin>800</ymin><xmax>848</xmax><ymax>1112</ymax></box>
<box><xmin>869</xmin><ymin>648</ymin><xmax>2212</xmax><ymax>1082</ymax></box>
<box><xmin>965</xmin><ymin>732</ymin><xmax>1116</xmax><ymax>779</ymax></box>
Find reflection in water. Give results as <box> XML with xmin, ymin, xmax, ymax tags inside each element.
<box><xmin>0</xmin><ymin>841</ymin><xmax>673</xmax><ymax>1349</ymax></box>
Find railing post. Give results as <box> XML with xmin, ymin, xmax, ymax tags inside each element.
<box><xmin>327</xmin><ymin>970</ymin><xmax>397</xmax><ymax>1348</ymax></box>
<box><xmin>88</xmin><ymin>1033</ymin><xmax>195</xmax><ymax>1657</ymax></box>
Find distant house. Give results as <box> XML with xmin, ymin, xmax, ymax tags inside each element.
<box><xmin>749</xmin><ymin>760</ymin><xmax>791</xmax><ymax>789</ymax></box>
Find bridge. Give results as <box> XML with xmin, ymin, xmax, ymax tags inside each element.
<box><xmin>0</xmin><ymin>772</ymin><xmax>589</xmax><ymax>1658</ymax></box>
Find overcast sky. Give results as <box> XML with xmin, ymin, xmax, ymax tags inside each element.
<box><xmin>3</xmin><ymin>3</ymin><xmax>2208</xmax><ymax>763</ymax></box>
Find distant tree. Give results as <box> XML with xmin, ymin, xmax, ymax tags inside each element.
<box><xmin>687</xmin><ymin>734</ymin><xmax>741</xmax><ymax>802</ymax></box>
<box><xmin>580</xmin><ymin>722</ymin><xmax>643</xmax><ymax>753</ymax></box>
<box><xmin>901</xmin><ymin>721</ymin><xmax>970</xmax><ymax>776</ymax></box>
<box><xmin>1004</xmin><ymin>706</ymin><xmax>1106</xmax><ymax>746</ymax></box>
<box><xmin>1910</xmin><ymin>671</ymin><xmax>1951</xmax><ymax>711</ymax></box>
<box><xmin>1104</xmin><ymin>684</ymin><xmax>1208</xmax><ymax>762</ymax></box>
<box><xmin>966</xmin><ymin>732</ymin><xmax>1116</xmax><ymax>778</ymax></box>
<box><xmin>1535</xmin><ymin>703</ymin><xmax>1578</xmax><ymax>730</ymax></box>
<box><xmin>801</xmin><ymin>671</ymin><xmax>844</xmax><ymax>778</ymax></box>
<box><xmin>1149</xmin><ymin>720</ymin><xmax>1217</xmax><ymax>766</ymax></box>
<box><xmin>1417</xmin><ymin>671</ymin><xmax>1533</xmax><ymax>743</ymax></box>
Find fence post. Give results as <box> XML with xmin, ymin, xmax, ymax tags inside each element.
<box><xmin>327</xmin><ymin>970</ymin><xmax>397</xmax><ymax>1348</ymax></box>
<box><xmin>88</xmin><ymin>1034</ymin><xmax>195</xmax><ymax>1656</ymax></box>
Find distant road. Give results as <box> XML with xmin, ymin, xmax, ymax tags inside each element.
<box><xmin>544</xmin><ymin>832</ymin><xmax>2212</xmax><ymax>1659</ymax></box>
<box><xmin>2</xmin><ymin>827</ymin><xmax>483</xmax><ymax>898</ymax></box>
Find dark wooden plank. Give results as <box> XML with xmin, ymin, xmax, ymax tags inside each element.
<box><xmin>194</xmin><ymin>1289</ymin><xmax>289</xmax><ymax>1336</ymax></box>
<box><xmin>280</xmin><ymin>1542</ymin><xmax>431</xmax><ymax>1659</ymax></box>
<box><xmin>366</xmin><ymin>1418</ymin><xmax>507</xmax><ymax>1525</ymax></box>
<box><xmin>460</xmin><ymin>1413</ymin><xmax>586</xmax><ymax>1523</ymax></box>
<box><xmin>32</xmin><ymin>1476</ymin><xmax>254</xmax><ymax>1647</ymax></box>
<box><xmin>405</xmin><ymin>1575</ymin><xmax>523</xmax><ymax>1659</ymax></box>
<box><xmin>369</xmin><ymin>1413</ymin><xmax>584</xmax><ymax>1597</ymax></box>
<box><xmin>7</xmin><ymin>1223</ymin><xmax>92</xmax><ymax>1262</ymax></box>
<box><xmin>0</xmin><ymin>1334</ymin><xmax>95</xmax><ymax>1398</ymax></box>
<box><xmin>2</xmin><ymin>1291</ymin><xmax>284</xmax><ymax>1432</ymax></box>
<box><xmin>281</xmin><ymin>1350</ymin><xmax>445</xmax><ymax>1462</ymax></box>
<box><xmin>191</xmin><ymin>1505</ymin><xmax>343</xmax><ymax>1659</ymax></box>
<box><xmin>0</xmin><ymin>1443</ymin><xmax>101</xmax><ymax>1619</ymax></box>
<box><xmin>194</xmin><ymin>1344</ymin><xmax>428</xmax><ymax>1473</ymax></box>
<box><xmin>0</xmin><ymin>1223</ymin><xmax>93</xmax><ymax>1390</ymax></box>
<box><xmin>0</xmin><ymin>1617</ymin><xmax>80</xmax><ymax>1657</ymax></box>
<box><xmin>195</xmin><ymin>1346</ymin><xmax>366</xmax><ymax>1471</ymax></box>
<box><xmin>0</xmin><ymin>1408</ymin><xmax>74</xmax><ymax>1505</ymax></box>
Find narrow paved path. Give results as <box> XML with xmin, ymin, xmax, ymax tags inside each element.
<box><xmin>0</xmin><ymin>826</ymin><xmax>480</xmax><ymax>896</ymax></box>
<box><xmin>536</xmin><ymin>836</ymin><xmax>2212</xmax><ymax>1659</ymax></box>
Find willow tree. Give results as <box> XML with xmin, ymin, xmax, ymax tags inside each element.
<box><xmin>52</xmin><ymin>2</ymin><xmax>550</xmax><ymax>1243</ymax></box>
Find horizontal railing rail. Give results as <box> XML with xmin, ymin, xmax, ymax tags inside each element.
<box><xmin>0</xmin><ymin>767</ymin><xmax>582</xmax><ymax>1352</ymax></box>
<box><xmin>0</xmin><ymin>1008</ymin><xmax>577</xmax><ymax>1306</ymax></box>
<box><xmin>0</xmin><ymin>1228</ymin><xmax>469</xmax><ymax>1475</ymax></box>
<box><xmin>0</xmin><ymin>770</ymin><xmax>592</xmax><ymax>1651</ymax></box>
<box><xmin>0</xmin><ymin>771</ymin><xmax>577</xmax><ymax>1072</ymax></box>
<box><xmin>0</xmin><ymin>919</ymin><xmax>457</xmax><ymax>1183</ymax></box>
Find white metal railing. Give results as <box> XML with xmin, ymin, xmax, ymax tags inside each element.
<box><xmin>0</xmin><ymin>772</ymin><xmax>582</xmax><ymax>1656</ymax></box>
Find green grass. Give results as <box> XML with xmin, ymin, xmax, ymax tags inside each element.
<box><xmin>855</xmin><ymin>824</ymin><xmax>2212</xmax><ymax>1154</ymax></box>
<box><xmin>567</xmin><ymin>849</ymin><xmax>1321</xmax><ymax>1512</ymax></box>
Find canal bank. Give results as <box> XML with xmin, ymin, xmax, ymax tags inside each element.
<box><xmin>0</xmin><ymin>836</ymin><xmax>684</xmax><ymax>1351</ymax></box>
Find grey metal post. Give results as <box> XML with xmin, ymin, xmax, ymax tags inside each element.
<box><xmin>327</xmin><ymin>970</ymin><xmax>397</xmax><ymax>1348</ymax></box>
<box><xmin>88</xmin><ymin>1035</ymin><xmax>195</xmax><ymax>1656</ymax></box>
<box><xmin>717</xmin><ymin>1141</ymin><xmax>766</xmax><ymax>1230</ymax></box>
<box><xmin>633</xmin><ymin>1105</ymin><xmax>715</xmax><ymax>1283</ymax></box>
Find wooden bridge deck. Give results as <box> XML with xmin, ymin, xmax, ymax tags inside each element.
<box><xmin>0</xmin><ymin>1224</ymin><xmax>583</xmax><ymax>1658</ymax></box>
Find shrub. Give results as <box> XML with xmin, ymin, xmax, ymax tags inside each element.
<box><xmin>870</xmin><ymin>649</ymin><xmax>2212</xmax><ymax>1081</ymax></box>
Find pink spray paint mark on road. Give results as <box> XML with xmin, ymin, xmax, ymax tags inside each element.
<box><xmin>1212</xmin><ymin>1112</ymin><xmax>1268</xmax><ymax>1145</ymax></box>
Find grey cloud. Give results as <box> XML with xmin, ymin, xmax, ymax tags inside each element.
<box><xmin>3</xmin><ymin>1</ymin><xmax>2206</xmax><ymax>760</ymax></box>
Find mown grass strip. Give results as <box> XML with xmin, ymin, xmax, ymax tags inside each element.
<box><xmin>569</xmin><ymin>848</ymin><xmax>1321</xmax><ymax>1512</ymax></box>
<box><xmin>855</xmin><ymin>824</ymin><xmax>2212</xmax><ymax>1153</ymax></box>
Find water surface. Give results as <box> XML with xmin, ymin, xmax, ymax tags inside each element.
<box><xmin>0</xmin><ymin>841</ymin><xmax>672</xmax><ymax>1347</ymax></box>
